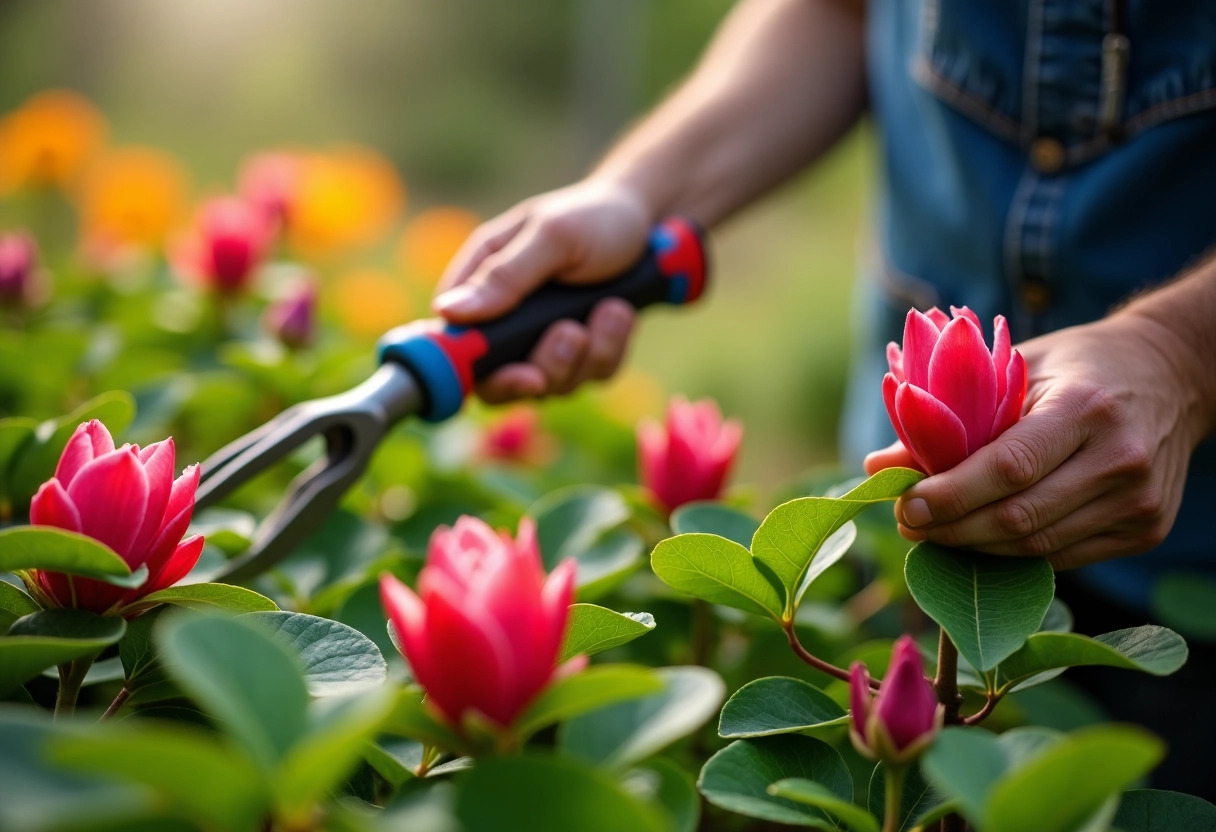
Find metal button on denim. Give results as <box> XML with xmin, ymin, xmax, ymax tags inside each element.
<box><xmin>1030</xmin><ymin>137</ymin><xmax>1066</xmax><ymax>174</ymax></box>
<box><xmin>1020</xmin><ymin>279</ymin><xmax>1052</xmax><ymax>314</ymax></box>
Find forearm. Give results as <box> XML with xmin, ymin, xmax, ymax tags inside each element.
<box><xmin>590</xmin><ymin>0</ymin><xmax>867</xmax><ymax>227</ymax></box>
<box><xmin>1113</xmin><ymin>252</ymin><xmax>1216</xmax><ymax>444</ymax></box>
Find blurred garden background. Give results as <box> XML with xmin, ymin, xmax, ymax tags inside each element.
<box><xmin>0</xmin><ymin>0</ymin><xmax>872</xmax><ymax>494</ymax></box>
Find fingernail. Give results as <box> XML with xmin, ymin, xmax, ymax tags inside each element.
<box><xmin>434</xmin><ymin>285</ymin><xmax>477</xmax><ymax>314</ymax></box>
<box><xmin>902</xmin><ymin>498</ymin><xmax>933</xmax><ymax>528</ymax></box>
<box><xmin>605</xmin><ymin>306</ymin><xmax>631</xmax><ymax>335</ymax></box>
<box><xmin>553</xmin><ymin>332</ymin><xmax>577</xmax><ymax>362</ymax></box>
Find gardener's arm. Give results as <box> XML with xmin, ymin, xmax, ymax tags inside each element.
<box><xmin>866</xmin><ymin>256</ymin><xmax>1216</xmax><ymax>570</ymax></box>
<box><xmin>433</xmin><ymin>0</ymin><xmax>867</xmax><ymax>402</ymax></box>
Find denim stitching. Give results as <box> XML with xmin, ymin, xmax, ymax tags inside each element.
<box><xmin>912</xmin><ymin>57</ymin><xmax>1023</xmax><ymax>141</ymax></box>
<box><xmin>1022</xmin><ymin>0</ymin><xmax>1047</xmax><ymax>141</ymax></box>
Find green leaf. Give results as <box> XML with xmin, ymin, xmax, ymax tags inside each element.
<box><xmin>157</xmin><ymin>612</ymin><xmax>310</xmax><ymax>769</ymax></box>
<box><xmin>1151</xmin><ymin>572</ymin><xmax>1216</xmax><ymax>643</ymax></box>
<box><xmin>697</xmin><ymin>736</ymin><xmax>853</xmax><ymax>828</ymax></box>
<box><xmin>670</xmin><ymin>502</ymin><xmax>759</xmax><ymax>548</ymax></box>
<box><xmin>1113</xmin><ymin>789</ymin><xmax>1216</xmax><ymax>831</ymax></box>
<box><xmin>623</xmin><ymin>758</ymin><xmax>701</xmax><ymax>832</ymax></box>
<box><xmin>48</xmin><ymin>722</ymin><xmax>267</xmax><ymax>832</ymax></box>
<box><xmin>751</xmin><ymin>468</ymin><xmax>922</xmax><ymax>614</ymax></box>
<box><xmin>187</xmin><ymin>509</ymin><xmax>256</xmax><ymax>557</ymax></box>
<box><xmin>274</xmin><ymin>687</ymin><xmax>396</xmax><ymax>822</ymax></box>
<box><xmin>904</xmin><ymin>543</ymin><xmax>1055</xmax><ymax>672</ymax></box>
<box><xmin>0</xmin><ymin>418</ymin><xmax>37</xmax><ymax>497</ymax></box>
<box><xmin>994</xmin><ymin>626</ymin><xmax>1188</xmax><ymax>692</ymax></box>
<box><xmin>0</xmin><ymin>609</ymin><xmax>126</xmax><ymax>694</ymax></box>
<box><xmin>560</xmin><ymin>603</ymin><xmax>656</xmax><ymax>662</ymax></box>
<box><xmin>717</xmin><ymin>676</ymin><xmax>848</xmax><ymax>738</ymax></box>
<box><xmin>362</xmin><ymin>737</ymin><xmax>422</xmax><ymax>788</ymax></box>
<box><xmin>531</xmin><ymin>486</ymin><xmax>646</xmax><ymax>598</ymax></box>
<box><xmin>123</xmin><ymin>583</ymin><xmax>278</xmax><ymax>615</ymax></box>
<box><xmin>650</xmin><ymin>533</ymin><xmax>784</xmax><ymax>621</ymax></box>
<box><xmin>118</xmin><ymin>607</ymin><xmax>164</xmax><ymax>685</ymax></box>
<box><xmin>0</xmin><ymin>580</ymin><xmax>39</xmax><ymax>630</ymax></box>
<box><xmin>558</xmin><ymin>666</ymin><xmax>724</xmax><ymax>769</ymax></box>
<box><xmin>516</xmin><ymin>664</ymin><xmax>664</xmax><ymax>739</ymax></box>
<box><xmin>770</xmin><ymin>778</ymin><xmax>880</xmax><ymax>832</ymax></box>
<box><xmin>243</xmin><ymin>611</ymin><xmax>387</xmax><ymax>696</ymax></box>
<box><xmin>983</xmin><ymin>725</ymin><xmax>1163</xmax><ymax>832</ymax></box>
<box><xmin>0</xmin><ymin>527</ymin><xmax>131</xmax><ymax>579</ymax></box>
<box><xmin>454</xmin><ymin>754</ymin><xmax>668</xmax><ymax>832</ymax></box>
<box><xmin>920</xmin><ymin>727</ymin><xmax>1058</xmax><ymax>822</ymax></box>
<box><xmin>867</xmin><ymin>764</ymin><xmax>948</xmax><ymax>832</ymax></box>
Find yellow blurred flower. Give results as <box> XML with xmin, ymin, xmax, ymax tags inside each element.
<box><xmin>599</xmin><ymin>369</ymin><xmax>666</xmax><ymax>426</ymax></box>
<box><xmin>77</xmin><ymin>146</ymin><xmax>190</xmax><ymax>251</ymax></box>
<box><xmin>331</xmin><ymin>267</ymin><xmax>413</xmax><ymax>338</ymax></box>
<box><xmin>289</xmin><ymin>146</ymin><xmax>405</xmax><ymax>258</ymax></box>
<box><xmin>0</xmin><ymin>90</ymin><xmax>107</xmax><ymax>195</ymax></box>
<box><xmin>397</xmin><ymin>206</ymin><xmax>480</xmax><ymax>287</ymax></box>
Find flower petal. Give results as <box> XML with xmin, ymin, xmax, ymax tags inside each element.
<box><xmin>928</xmin><ymin>317</ymin><xmax>998</xmax><ymax>454</ymax></box>
<box><xmin>990</xmin><ymin>350</ymin><xmax>1028</xmax><ymax>441</ymax></box>
<box><xmin>142</xmin><ymin>534</ymin><xmax>204</xmax><ymax>596</ymax></box>
<box><xmin>886</xmin><ymin>342</ymin><xmax>905</xmax><ymax>381</ymax></box>
<box><xmin>902</xmin><ymin>309</ymin><xmax>944</xmax><ymax>390</ymax></box>
<box><xmin>895</xmin><ymin>384</ymin><xmax>970</xmax><ymax>474</ymax></box>
<box><xmin>883</xmin><ymin>375</ymin><xmax>915</xmax><ymax>460</ymax></box>
<box><xmin>29</xmin><ymin>479</ymin><xmax>82</xmax><ymax>532</ymax></box>
<box><xmin>925</xmin><ymin>307</ymin><xmax>950</xmax><ymax>330</ymax></box>
<box><xmin>54</xmin><ymin>420</ymin><xmax>115</xmax><ymax>485</ymax></box>
<box><xmin>949</xmin><ymin>305</ymin><xmax>983</xmax><ymax>332</ymax></box>
<box><xmin>874</xmin><ymin>636</ymin><xmax>938</xmax><ymax>751</ymax></box>
<box><xmin>849</xmin><ymin>661</ymin><xmax>872</xmax><ymax>741</ymax></box>
<box><xmin>67</xmin><ymin>447</ymin><xmax>149</xmax><ymax>559</ymax></box>
<box><xmin>130</xmin><ymin>439</ymin><xmax>176</xmax><ymax>560</ymax></box>
<box><xmin>991</xmin><ymin>316</ymin><xmax>1012</xmax><ymax>403</ymax></box>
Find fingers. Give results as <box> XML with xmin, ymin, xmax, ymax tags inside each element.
<box><xmin>436</xmin><ymin>208</ymin><xmax>528</xmax><ymax>295</ymax></box>
<box><xmin>863</xmin><ymin>440</ymin><xmax>917</xmax><ymax>475</ymax></box>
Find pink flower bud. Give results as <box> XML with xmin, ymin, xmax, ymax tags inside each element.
<box><xmin>238</xmin><ymin>151</ymin><xmax>302</xmax><ymax>230</ymax></box>
<box><xmin>380</xmin><ymin>516</ymin><xmax>578</xmax><ymax>731</ymax></box>
<box><xmin>884</xmin><ymin>307</ymin><xmax>1028</xmax><ymax>474</ymax></box>
<box><xmin>637</xmin><ymin>396</ymin><xmax>742</xmax><ymax>515</ymax></box>
<box><xmin>0</xmin><ymin>231</ymin><xmax>39</xmax><ymax>307</ymax></box>
<box><xmin>174</xmin><ymin>196</ymin><xmax>272</xmax><ymax>294</ymax></box>
<box><xmin>477</xmin><ymin>406</ymin><xmax>555</xmax><ymax>466</ymax></box>
<box><xmin>28</xmin><ymin>420</ymin><xmax>204</xmax><ymax>615</ymax></box>
<box><xmin>264</xmin><ymin>279</ymin><xmax>317</xmax><ymax>350</ymax></box>
<box><xmin>849</xmin><ymin>635</ymin><xmax>941</xmax><ymax>765</ymax></box>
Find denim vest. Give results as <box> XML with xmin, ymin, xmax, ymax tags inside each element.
<box><xmin>842</xmin><ymin>0</ymin><xmax>1216</xmax><ymax>608</ymax></box>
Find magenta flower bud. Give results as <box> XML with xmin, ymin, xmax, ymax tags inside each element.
<box><xmin>884</xmin><ymin>306</ymin><xmax>1027</xmax><ymax>474</ymax></box>
<box><xmin>28</xmin><ymin>420</ymin><xmax>204</xmax><ymax>615</ymax></box>
<box><xmin>380</xmin><ymin>516</ymin><xmax>579</xmax><ymax>731</ymax></box>
<box><xmin>849</xmin><ymin>635</ymin><xmax>941</xmax><ymax>765</ymax></box>
<box><xmin>238</xmin><ymin>151</ymin><xmax>302</xmax><ymax>229</ymax></box>
<box><xmin>264</xmin><ymin>279</ymin><xmax>317</xmax><ymax>349</ymax></box>
<box><xmin>0</xmin><ymin>231</ymin><xmax>39</xmax><ymax>307</ymax></box>
<box><xmin>637</xmin><ymin>396</ymin><xmax>743</xmax><ymax>515</ymax></box>
<box><xmin>175</xmin><ymin>196</ymin><xmax>272</xmax><ymax>294</ymax></box>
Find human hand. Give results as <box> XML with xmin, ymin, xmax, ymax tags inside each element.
<box><xmin>432</xmin><ymin>180</ymin><xmax>652</xmax><ymax>403</ymax></box>
<box><xmin>864</xmin><ymin>313</ymin><xmax>1208</xmax><ymax>570</ymax></box>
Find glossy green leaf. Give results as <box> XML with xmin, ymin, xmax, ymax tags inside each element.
<box><xmin>994</xmin><ymin>626</ymin><xmax>1188</xmax><ymax>692</ymax></box>
<box><xmin>531</xmin><ymin>485</ymin><xmax>646</xmax><ymax>598</ymax></box>
<box><xmin>697</xmin><ymin>736</ymin><xmax>853</xmax><ymax>828</ymax></box>
<box><xmin>0</xmin><ymin>580</ymin><xmax>39</xmax><ymax>629</ymax></box>
<box><xmin>0</xmin><ymin>418</ymin><xmax>37</xmax><ymax>496</ymax></box>
<box><xmin>1151</xmin><ymin>573</ymin><xmax>1216</xmax><ymax>643</ymax></box>
<box><xmin>718</xmin><ymin>676</ymin><xmax>848</xmax><ymax>738</ymax></box>
<box><xmin>123</xmin><ymin>583</ymin><xmax>278</xmax><ymax>616</ymax></box>
<box><xmin>361</xmin><ymin>737</ymin><xmax>422</xmax><ymax>788</ymax></box>
<box><xmin>623</xmin><ymin>758</ymin><xmax>701</xmax><ymax>832</ymax></box>
<box><xmin>0</xmin><ymin>527</ymin><xmax>131</xmax><ymax>579</ymax></box>
<box><xmin>867</xmin><ymin>764</ymin><xmax>948</xmax><ymax>832</ymax></box>
<box><xmin>118</xmin><ymin>607</ymin><xmax>165</xmax><ymax>686</ymax></box>
<box><xmin>560</xmin><ymin>603</ymin><xmax>656</xmax><ymax>662</ymax></box>
<box><xmin>244</xmin><ymin>611</ymin><xmax>387</xmax><ymax>696</ymax></box>
<box><xmin>558</xmin><ymin>666</ymin><xmax>724</xmax><ymax>769</ymax></box>
<box><xmin>670</xmin><ymin>502</ymin><xmax>759</xmax><ymax>548</ymax></box>
<box><xmin>1112</xmin><ymin>789</ymin><xmax>1216</xmax><ymax>831</ymax></box>
<box><xmin>921</xmin><ymin>727</ymin><xmax>1058</xmax><ymax>822</ymax></box>
<box><xmin>751</xmin><ymin>468</ymin><xmax>922</xmax><ymax>614</ymax></box>
<box><xmin>455</xmin><ymin>754</ymin><xmax>668</xmax><ymax>832</ymax></box>
<box><xmin>48</xmin><ymin>722</ymin><xmax>267</xmax><ymax>832</ymax></box>
<box><xmin>905</xmin><ymin>543</ymin><xmax>1055</xmax><ymax>671</ymax></box>
<box><xmin>0</xmin><ymin>609</ymin><xmax>126</xmax><ymax>694</ymax></box>
<box><xmin>770</xmin><ymin>778</ymin><xmax>879</xmax><ymax>832</ymax></box>
<box><xmin>516</xmin><ymin>664</ymin><xmax>664</xmax><ymax>739</ymax></box>
<box><xmin>651</xmin><ymin>533</ymin><xmax>784</xmax><ymax>621</ymax></box>
<box><xmin>157</xmin><ymin>612</ymin><xmax>310</xmax><ymax>769</ymax></box>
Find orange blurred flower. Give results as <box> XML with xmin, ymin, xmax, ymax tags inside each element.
<box><xmin>0</xmin><ymin>90</ymin><xmax>107</xmax><ymax>195</ymax></box>
<box><xmin>288</xmin><ymin>146</ymin><xmax>405</xmax><ymax>258</ymax></box>
<box><xmin>77</xmin><ymin>147</ymin><xmax>190</xmax><ymax>252</ymax></box>
<box><xmin>599</xmin><ymin>370</ymin><xmax>666</xmax><ymax>426</ymax></box>
<box><xmin>330</xmin><ymin>267</ymin><xmax>413</xmax><ymax>338</ymax></box>
<box><xmin>397</xmin><ymin>207</ymin><xmax>480</xmax><ymax>287</ymax></box>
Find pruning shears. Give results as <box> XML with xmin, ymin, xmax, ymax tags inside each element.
<box><xmin>193</xmin><ymin>217</ymin><xmax>709</xmax><ymax>583</ymax></box>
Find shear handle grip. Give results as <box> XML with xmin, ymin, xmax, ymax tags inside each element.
<box><xmin>378</xmin><ymin>216</ymin><xmax>708</xmax><ymax>422</ymax></box>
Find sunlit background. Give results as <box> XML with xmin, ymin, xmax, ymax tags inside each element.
<box><xmin>0</xmin><ymin>0</ymin><xmax>872</xmax><ymax>495</ymax></box>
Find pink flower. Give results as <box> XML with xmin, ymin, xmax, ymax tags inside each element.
<box><xmin>477</xmin><ymin>406</ymin><xmax>555</xmax><ymax>466</ymax></box>
<box><xmin>637</xmin><ymin>396</ymin><xmax>742</xmax><ymax>515</ymax></box>
<box><xmin>849</xmin><ymin>635</ymin><xmax>941</xmax><ymax>764</ymax></box>
<box><xmin>0</xmin><ymin>231</ymin><xmax>39</xmax><ymax>307</ymax></box>
<box><xmin>238</xmin><ymin>151</ymin><xmax>302</xmax><ymax>229</ymax></box>
<box><xmin>264</xmin><ymin>278</ymin><xmax>317</xmax><ymax>349</ymax></box>
<box><xmin>380</xmin><ymin>516</ymin><xmax>578</xmax><ymax>730</ymax></box>
<box><xmin>174</xmin><ymin>196</ymin><xmax>272</xmax><ymax>294</ymax></box>
<box><xmin>29</xmin><ymin>420</ymin><xmax>204</xmax><ymax>614</ymax></box>
<box><xmin>884</xmin><ymin>306</ymin><xmax>1027</xmax><ymax>475</ymax></box>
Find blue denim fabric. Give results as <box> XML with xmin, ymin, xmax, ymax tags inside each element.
<box><xmin>843</xmin><ymin>0</ymin><xmax>1216</xmax><ymax>609</ymax></box>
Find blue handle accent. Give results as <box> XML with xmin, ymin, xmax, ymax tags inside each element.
<box><xmin>378</xmin><ymin>328</ymin><xmax>466</xmax><ymax>422</ymax></box>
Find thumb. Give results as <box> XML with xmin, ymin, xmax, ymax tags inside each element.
<box><xmin>434</xmin><ymin>220</ymin><xmax>576</xmax><ymax>324</ymax></box>
<box><xmin>864</xmin><ymin>440</ymin><xmax>918</xmax><ymax>475</ymax></box>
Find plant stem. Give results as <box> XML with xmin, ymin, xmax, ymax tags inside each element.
<box><xmin>883</xmin><ymin>764</ymin><xmax>907</xmax><ymax>832</ymax></box>
<box><xmin>783</xmin><ymin>623</ymin><xmax>879</xmax><ymax>690</ymax></box>
<box><xmin>55</xmin><ymin>655</ymin><xmax>96</xmax><ymax>720</ymax></box>
<box><xmin>934</xmin><ymin>628</ymin><xmax>963</xmax><ymax>725</ymax></box>
<box><xmin>100</xmin><ymin>685</ymin><xmax>132</xmax><ymax>721</ymax></box>
<box><xmin>963</xmin><ymin>693</ymin><xmax>1000</xmax><ymax>726</ymax></box>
